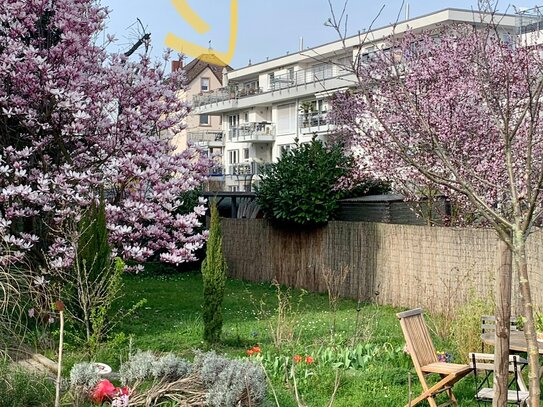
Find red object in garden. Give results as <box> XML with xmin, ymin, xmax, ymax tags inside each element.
<box><xmin>92</xmin><ymin>379</ymin><xmax>117</xmax><ymax>404</ymax></box>
<box><xmin>246</xmin><ymin>349</ymin><xmax>254</xmax><ymax>356</ymax></box>
<box><xmin>305</xmin><ymin>356</ymin><xmax>314</xmax><ymax>364</ymax></box>
<box><xmin>293</xmin><ymin>355</ymin><xmax>302</xmax><ymax>363</ymax></box>
<box><xmin>252</xmin><ymin>346</ymin><xmax>261</xmax><ymax>353</ymax></box>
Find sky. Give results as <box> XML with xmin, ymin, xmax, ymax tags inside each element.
<box><xmin>100</xmin><ymin>0</ymin><xmax>534</xmax><ymax>69</ymax></box>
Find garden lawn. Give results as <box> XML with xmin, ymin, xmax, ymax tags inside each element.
<box><xmin>65</xmin><ymin>270</ymin><xmax>480</xmax><ymax>407</ymax></box>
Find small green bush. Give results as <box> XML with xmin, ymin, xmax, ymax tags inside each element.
<box><xmin>201</xmin><ymin>202</ymin><xmax>227</xmax><ymax>343</ymax></box>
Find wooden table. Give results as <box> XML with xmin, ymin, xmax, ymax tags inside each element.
<box><xmin>481</xmin><ymin>331</ymin><xmax>543</xmax><ymax>354</ymax></box>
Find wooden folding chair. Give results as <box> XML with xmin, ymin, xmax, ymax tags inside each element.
<box><xmin>397</xmin><ymin>308</ymin><xmax>472</xmax><ymax>407</ymax></box>
<box><xmin>469</xmin><ymin>352</ymin><xmax>529</xmax><ymax>405</ymax></box>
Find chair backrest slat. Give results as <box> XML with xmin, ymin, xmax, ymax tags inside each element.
<box><xmin>481</xmin><ymin>315</ymin><xmax>519</xmax><ymax>333</ymax></box>
<box><xmin>397</xmin><ymin>308</ymin><xmax>437</xmax><ymax>369</ymax></box>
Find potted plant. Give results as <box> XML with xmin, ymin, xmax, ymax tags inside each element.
<box><xmin>299</xmin><ymin>101</ymin><xmax>314</xmax><ymax>127</ymax></box>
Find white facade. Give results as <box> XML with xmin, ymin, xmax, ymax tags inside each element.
<box><xmin>193</xmin><ymin>8</ymin><xmax>517</xmax><ymax>191</ymax></box>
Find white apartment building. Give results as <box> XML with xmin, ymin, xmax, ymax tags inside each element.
<box><xmin>193</xmin><ymin>8</ymin><xmax>517</xmax><ymax>191</ymax></box>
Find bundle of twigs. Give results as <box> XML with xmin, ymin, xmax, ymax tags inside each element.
<box><xmin>128</xmin><ymin>376</ymin><xmax>207</xmax><ymax>407</ymax></box>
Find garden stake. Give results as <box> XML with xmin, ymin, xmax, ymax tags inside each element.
<box><xmin>55</xmin><ymin>300</ymin><xmax>65</xmax><ymax>407</ymax></box>
<box><xmin>408</xmin><ymin>372</ymin><xmax>412</xmax><ymax>407</ymax></box>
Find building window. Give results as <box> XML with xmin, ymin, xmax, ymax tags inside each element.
<box><xmin>199</xmin><ymin>114</ymin><xmax>209</xmax><ymax>126</ymax></box>
<box><xmin>228</xmin><ymin>150</ymin><xmax>239</xmax><ymax>164</ymax></box>
<box><xmin>201</xmin><ymin>77</ymin><xmax>210</xmax><ymax>92</ymax></box>
<box><xmin>243</xmin><ymin>148</ymin><xmax>250</xmax><ymax>160</ymax></box>
<box><xmin>268</xmin><ymin>72</ymin><xmax>275</xmax><ymax>89</ymax></box>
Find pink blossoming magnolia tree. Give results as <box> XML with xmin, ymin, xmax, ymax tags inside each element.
<box><xmin>0</xmin><ymin>0</ymin><xmax>210</xmax><ymax>269</ymax></box>
<box><xmin>331</xmin><ymin>24</ymin><xmax>543</xmax><ymax>405</ymax></box>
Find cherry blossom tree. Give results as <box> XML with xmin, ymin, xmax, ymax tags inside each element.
<box><xmin>0</xmin><ymin>0</ymin><xmax>210</xmax><ymax>269</ymax></box>
<box><xmin>331</xmin><ymin>24</ymin><xmax>543</xmax><ymax>405</ymax></box>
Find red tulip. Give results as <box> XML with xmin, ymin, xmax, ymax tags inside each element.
<box><xmin>252</xmin><ymin>346</ymin><xmax>261</xmax><ymax>353</ymax></box>
<box><xmin>293</xmin><ymin>355</ymin><xmax>302</xmax><ymax>363</ymax></box>
<box><xmin>305</xmin><ymin>356</ymin><xmax>314</xmax><ymax>364</ymax></box>
<box><xmin>246</xmin><ymin>349</ymin><xmax>254</xmax><ymax>356</ymax></box>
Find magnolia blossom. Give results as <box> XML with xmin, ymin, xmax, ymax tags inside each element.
<box><xmin>0</xmin><ymin>0</ymin><xmax>210</xmax><ymax>266</ymax></box>
<box><xmin>331</xmin><ymin>26</ymin><xmax>543</xmax><ymax>226</ymax></box>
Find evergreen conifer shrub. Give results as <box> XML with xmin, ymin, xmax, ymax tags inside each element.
<box><xmin>201</xmin><ymin>203</ymin><xmax>227</xmax><ymax>343</ymax></box>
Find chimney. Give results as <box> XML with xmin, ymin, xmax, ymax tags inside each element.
<box><xmin>171</xmin><ymin>59</ymin><xmax>183</xmax><ymax>72</ymax></box>
<box><xmin>405</xmin><ymin>3</ymin><xmax>410</xmax><ymax>20</ymax></box>
<box><xmin>299</xmin><ymin>37</ymin><xmax>304</xmax><ymax>52</ymax></box>
<box><xmin>222</xmin><ymin>67</ymin><xmax>229</xmax><ymax>86</ymax></box>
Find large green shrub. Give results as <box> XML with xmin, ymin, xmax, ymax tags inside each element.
<box><xmin>201</xmin><ymin>202</ymin><xmax>227</xmax><ymax>343</ymax></box>
<box><xmin>256</xmin><ymin>138</ymin><xmax>353</xmax><ymax>225</ymax></box>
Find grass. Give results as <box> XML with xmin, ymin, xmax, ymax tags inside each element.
<box><xmin>0</xmin><ymin>360</ymin><xmax>55</xmax><ymax>407</ymax></box>
<box><xmin>58</xmin><ymin>270</ymin><xmax>483</xmax><ymax>407</ymax></box>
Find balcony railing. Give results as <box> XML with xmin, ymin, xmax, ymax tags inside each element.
<box><xmin>209</xmin><ymin>165</ymin><xmax>225</xmax><ymax>176</ymax></box>
<box><xmin>192</xmin><ymin>86</ymin><xmax>263</xmax><ymax>108</ymax></box>
<box><xmin>298</xmin><ymin>112</ymin><xmax>330</xmax><ymax>128</ymax></box>
<box><xmin>187</xmin><ymin>130</ymin><xmax>224</xmax><ymax>148</ymax></box>
<box><xmin>193</xmin><ymin>64</ymin><xmax>350</xmax><ymax>108</ymax></box>
<box><xmin>271</xmin><ymin>64</ymin><xmax>348</xmax><ymax>91</ymax></box>
<box><xmin>229</xmin><ymin>162</ymin><xmax>271</xmax><ymax>176</ymax></box>
<box><xmin>228</xmin><ymin>122</ymin><xmax>275</xmax><ymax>143</ymax></box>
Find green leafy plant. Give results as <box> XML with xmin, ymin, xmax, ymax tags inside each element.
<box><xmin>255</xmin><ymin>137</ymin><xmax>351</xmax><ymax>225</ymax></box>
<box><xmin>201</xmin><ymin>202</ymin><xmax>227</xmax><ymax>343</ymax></box>
<box><xmin>64</xmin><ymin>201</ymin><xmax>146</xmax><ymax>351</ymax></box>
<box><xmin>450</xmin><ymin>294</ymin><xmax>495</xmax><ymax>362</ymax></box>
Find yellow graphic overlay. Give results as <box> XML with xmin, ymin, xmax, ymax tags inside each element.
<box><xmin>165</xmin><ymin>0</ymin><xmax>238</xmax><ymax>66</ymax></box>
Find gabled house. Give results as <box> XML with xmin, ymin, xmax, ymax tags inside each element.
<box><xmin>171</xmin><ymin>54</ymin><xmax>233</xmax><ymax>177</ymax></box>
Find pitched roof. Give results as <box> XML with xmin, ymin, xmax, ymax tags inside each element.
<box><xmin>184</xmin><ymin>54</ymin><xmax>233</xmax><ymax>85</ymax></box>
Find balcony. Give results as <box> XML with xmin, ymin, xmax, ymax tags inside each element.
<box><xmin>271</xmin><ymin>64</ymin><xmax>348</xmax><ymax>91</ymax></box>
<box><xmin>209</xmin><ymin>165</ymin><xmax>225</xmax><ymax>176</ymax></box>
<box><xmin>187</xmin><ymin>130</ymin><xmax>224</xmax><ymax>148</ymax></box>
<box><xmin>298</xmin><ymin>112</ymin><xmax>332</xmax><ymax>132</ymax></box>
<box><xmin>192</xmin><ymin>86</ymin><xmax>263</xmax><ymax>108</ymax></box>
<box><xmin>193</xmin><ymin>64</ymin><xmax>351</xmax><ymax>111</ymax></box>
<box><xmin>229</xmin><ymin>162</ymin><xmax>271</xmax><ymax>176</ymax></box>
<box><xmin>228</xmin><ymin>122</ymin><xmax>275</xmax><ymax>143</ymax></box>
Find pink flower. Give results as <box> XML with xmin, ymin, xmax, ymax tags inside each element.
<box><xmin>28</xmin><ymin>308</ymin><xmax>35</xmax><ymax>318</ymax></box>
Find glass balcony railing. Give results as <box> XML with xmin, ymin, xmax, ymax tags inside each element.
<box><xmin>187</xmin><ymin>130</ymin><xmax>224</xmax><ymax>145</ymax></box>
<box><xmin>298</xmin><ymin>112</ymin><xmax>330</xmax><ymax>128</ymax></box>
<box><xmin>229</xmin><ymin>162</ymin><xmax>271</xmax><ymax>176</ymax></box>
<box><xmin>228</xmin><ymin>122</ymin><xmax>275</xmax><ymax>143</ymax></box>
<box><xmin>271</xmin><ymin>64</ymin><xmax>348</xmax><ymax>91</ymax></box>
<box><xmin>192</xmin><ymin>64</ymin><xmax>350</xmax><ymax>108</ymax></box>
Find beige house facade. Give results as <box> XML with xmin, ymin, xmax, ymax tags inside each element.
<box><xmin>171</xmin><ymin>55</ymin><xmax>232</xmax><ymax>175</ymax></box>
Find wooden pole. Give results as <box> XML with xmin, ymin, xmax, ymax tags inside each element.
<box><xmin>54</xmin><ymin>301</ymin><xmax>65</xmax><ymax>407</ymax></box>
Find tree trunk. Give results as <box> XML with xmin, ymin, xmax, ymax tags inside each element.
<box><xmin>493</xmin><ymin>239</ymin><xmax>512</xmax><ymax>407</ymax></box>
<box><xmin>514</xmin><ymin>236</ymin><xmax>541</xmax><ymax>406</ymax></box>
